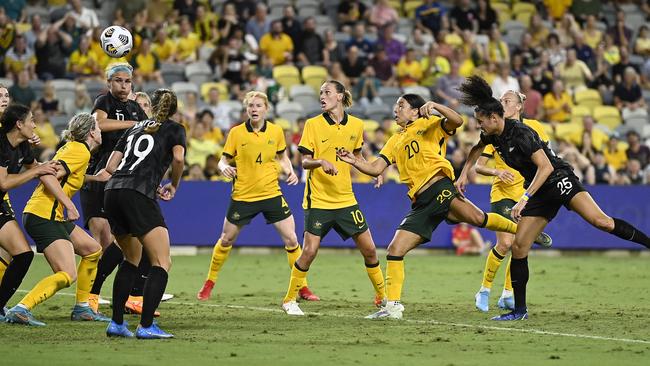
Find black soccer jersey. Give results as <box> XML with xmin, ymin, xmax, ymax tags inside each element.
<box><xmin>0</xmin><ymin>133</ymin><xmax>35</xmax><ymax>201</ymax></box>
<box><xmin>85</xmin><ymin>92</ymin><xmax>147</xmax><ymax>191</ymax></box>
<box><xmin>480</xmin><ymin>118</ymin><xmax>574</xmax><ymax>189</ymax></box>
<box><xmin>105</xmin><ymin>119</ymin><xmax>186</xmax><ymax>200</ymax></box>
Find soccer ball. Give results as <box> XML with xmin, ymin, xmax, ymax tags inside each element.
<box><xmin>100</xmin><ymin>26</ymin><xmax>133</xmax><ymax>58</ymax></box>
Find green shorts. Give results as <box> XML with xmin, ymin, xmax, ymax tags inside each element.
<box><xmin>491</xmin><ymin>198</ymin><xmax>517</xmax><ymax>221</ymax></box>
<box><xmin>398</xmin><ymin>177</ymin><xmax>459</xmax><ymax>243</ymax></box>
<box><xmin>23</xmin><ymin>213</ymin><xmax>76</xmax><ymax>253</ymax></box>
<box><xmin>304</xmin><ymin>204</ymin><xmax>368</xmax><ymax>240</ymax></box>
<box><xmin>226</xmin><ymin>195</ymin><xmax>292</xmax><ymax>226</ymax></box>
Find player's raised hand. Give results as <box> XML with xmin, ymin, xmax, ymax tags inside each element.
<box><xmin>286</xmin><ymin>170</ymin><xmax>299</xmax><ymax>185</ymax></box>
<box><xmin>158</xmin><ymin>183</ymin><xmax>176</xmax><ymax>201</ymax></box>
<box><xmin>221</xmin><ymin>165</ymin><xmax>237</xmax><ymax>179</ymax></box>
<box><xmin>419</xmin><ymin>101</ymin><xmax>438</xmax><ymax>118</ymax></box>
<box><xmin>320</xmin><ymin>159</ymin><xmax>338</xmax><ymax>175</ymax></box>
<box><xmin>336</xmin><ymin>148</ymin><xmax>356</xmax><ymax>165</ymax></box>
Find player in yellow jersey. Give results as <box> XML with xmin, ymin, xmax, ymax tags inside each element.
<box><xmin>282</xmin><ymin>80</ymin><xmax>386</xmax><ymax>316</ymax></box>
<box><xmin>336</xmin><ymin>93</ymin><xmax>552</xmax><ymax>319</ymax></box>
<box><xmin>474</xmin><ymin>90</ymin><xmax>552</xmax><ymax>313</ymax></box>
<box><xmin>197</xmin><ymin>91</ymin><xmax>319</xmax><ymax>302</ymax></box>
<box><xmin>4</xmin><ymin>113</ymin><xmax>109</xmax><ymax>326</ymax></box>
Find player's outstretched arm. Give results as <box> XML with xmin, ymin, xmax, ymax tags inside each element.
<box><xmin>475</xmin><ymin>155</ymin><xmax>515</xmax><ymax>184</ymax></box>
<box><xmin>336</xmin><ymin>148</ymin><xmax>387</xmax><ymax>177</ymax></box>
<box><xmin>93</xmin><ymin>109</ymin><xmax>136</xmax><ymax>132</ymax></box>
<box><xmin>302</xmin><ymin>153</ymin><xmax>338</xmax><ymax>176</ymax></box>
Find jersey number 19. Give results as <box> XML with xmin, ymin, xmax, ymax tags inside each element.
<box><xmin>117</xmin><ymin>134</ymin><xmax>154</xmax><ymax>171</ymax></box>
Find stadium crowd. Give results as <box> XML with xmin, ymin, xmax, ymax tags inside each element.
<box><xmin>1</xmin><ymin>0</ymin><xmax>650</xmax><ymax>185</ymax></box>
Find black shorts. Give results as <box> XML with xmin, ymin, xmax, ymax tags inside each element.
<box><xmin>304</xmin><ymin>204</ymin><xmax>368</xmax><ymax>240</ymax></box>
<box><xmin>226</xmin><ymin>195</ymin><xmax>292</xmax><ymax>226</ymax></box>
<box><xmin>104</xmin><ymin>189</ymin><xmax>166</xmax><ymax>237</ymax></box>
<box><xmin>23</xmin><ymin>213</ymin><xmax>76</xmax><ymax>253</ymax></box>
<box><xmin>0</xmin><ymin>199</ymin><xmax>16</xmax><ymax>230</ymax></box>
<box><xmin>80</xmin><ymin>187</ymin><xmax>108</xmax><ymax>228</ymax></box>
<box><xmin>522</xmin><ymin>173</ymin><xmax>585</xmax><ymax>222</ymax></box>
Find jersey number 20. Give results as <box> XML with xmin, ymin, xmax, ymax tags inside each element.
<box><xmin>117</xmin><ymin>134</ymin><xmax>154</xmax><ymax>171</ymax></box>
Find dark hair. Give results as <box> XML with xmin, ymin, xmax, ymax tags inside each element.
<box><xmin>458</xmin><ymin>75</ymin><xmax>504</xmax><ymax>118</ymax></box>
<box><xmin>146</xmin><ymin>89</ymin><xmax>178</xmax><ymax>134</ymax></box>
<box><xmin>401</xmin><ymin>93</ymin><xmax>426</xmax><ymax>110</ymax></box>
<box><xmin>325</xmin><ymin>80</ymin><xmax>353</xmax><ymax>108</ymax></box>
<box><xmin>0</xmin><ymin>103</ymin><xmax>31</xmax><ymax>133</ymax></box>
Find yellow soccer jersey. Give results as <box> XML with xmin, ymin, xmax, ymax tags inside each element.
<box><xmin>379</xmin><ymin>116</ymin><xmax>455</xmax><ymax>200</ymax></box>
<box><xmin>24</xmin><ymin>141</ymin><xmax>90</xmax><ymax>221</ymax></box>
<box><xmin>223</xmin><ymin>120</ymin><xmax>286</xmax><ymax>202</ymax></box>
<box><xmin>299</xmin><ymin>113</ymin><xmax>364</xmax><ymax>209</ymax></box>
<box><xmin>483</xmin><ymin>118</ymin><xmax>550</xmax><ymax>202</ymax></box>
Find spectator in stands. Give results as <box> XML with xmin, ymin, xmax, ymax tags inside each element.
<box><xmin>395</xmin><ymin>48</ymin><xmax>423</xmax><ymax>87</ymax></box>
<box><xmin>180</xmin><ymin>91</ymin><xmax>200</xmax><ymax>127</ymax></box>
<box><xmin>587</xmin><ymin>150</ymin><xmax>616</xmax><ymax>185</ymax></box>
<box><xmin>174</xmin><ymin>0</ymin><xmax>198</xmax><ymax>23</ymax></box>
<box><xmin>203</xmin><ymin>154</ymin><xmax>220</xmax><ymax>180</ymax></box>
<box><xmin>193</xmin><ymin>4</ymin><xmax>219</xmax><ymax>43</ymax></box>
<box><xmin>406</xmin><ymin>28</ymin><xmax>434</xmax><ymax>59</ymax></box>
<box><xmin>38</xmin><ymin>81</ymin><xmax>61</xmax><ymax>117</ymax></box>
<box><xmin>69</xmin><ymin>0</ymin><xmax>99</xmax><ymax>30</ymax></box>
<box><xmin>543</xmin><ymin>79</ymin><xmax>572</xmax><ymax>123</ymax></box>
<box><xmin>572</xmin><ymin>33</ymin><xmax>594</xmax><ymax>67</ymax></box>
<box><xmin>547</xmin><ymin>33</ymin><xmax>566</xmax><ymax>67</ymax></box>
<box><xmin>612</xmin><ymin>48</ymin><xmax>639</xmax><ymax>85</ymax></box>
<box><xmin>556</xmin><ymin>48</ymin><xmax>593</xmax><ymax>94</ymax></box>
<box><xmin>151</xmin><ymin>28</ymin><xmax>177</xmax><ymax>63</ymax></box>
<box><xmin>31</xmin><ymin>107</ymin><xmax>58</xmax><ymax>161</ymax></box>
<box><xmin>618</xmin><ymin>159</ymin><xmax>646</xmax><ymax>185</ymax></box>
<box><xmin>529</xmin><ymin>14</ymin><xmax>549</xmax><ymax>49</ymax></box>
<box><xmin>259</xmin><ymin>20</ymin><xmax>293</xmax><ymax>66</ymax></box>
<box><xmin>146</xmin><ymin>0</ymin><xmax>172</xmax><ymax>26</ymax></box>
<box><xmin>225</xmin><ymin>0</ymin><xmax>256</xmax><ymax>23</ymax></box>
<box><xmin>67</xmin><ymin>34</ymin><xmax>100</xmax><ymax>80</ymax></box>
<box><xmin>487</xmin><ymin>27</ymin><xmax>510</xmax><ymax>65</ymax></box>
<box><xmin>296</xmin><ymin>17</ymin><xmax>324</xmax><ymax>67</ymax></box>
<box><xmin>511</xmin><ymin>54</ymin><xmax>526</xmax><ymax>78</ymax></box>
<box><xmin>436</xmin><ymin>61</ymin><xmax>464</xmax><ymax>110</ymax></box>
<box><xmin>568</xmin><ymin>115</ymin><xmax>609</xmax><ymax>153</ymax></box>
<box><xmin>346</xmin><ymin>22</ymin><xmax>374</xmax><ymax>60</ymax></box>
<box><xmin>513</xmin><ymin>33</ymin><xmax>539</xmax><ymax>70</ymax></box>
<box><xmin>421</xmin><ymin>44</ymin><xmax>450</xmax><ymax>88</ymax></box>
<box><xmin>530</xmin><ymin>63</ymin><xmax>553</xmax><ymax>96</ymax></box>
<box><xmin>451</xmin><ymin>222</ymin><xmax>486</xmax><ymax>256</ymax></box>
<box><xmin>3</xmin><ymin>0</ymin><xmax>25</xmax><ymax>22</ymax></box>
<box><xmin>368</xmin><ymin>127</ymin><xmax>386</xmax><ymax>156</ymax></box>
<box><xmin>60</xmin><ymin>12</ymin><xmax>83</xmax><ymax>53</ymax></box>
<box><xmin>415</xmin><ymin>0</ymin><xmax>446</xmax><ymax>36</ymax></box>
<box><xmin>281</xmin><ymin>5</ymin><xmax>301</xmax><ymax>47</ymax></box>
<box><xmin>626</xmin><ymin>130</ymin><xmax>650</xmax><ymax>169</ymax></box>
<box><xmin>609</xmin><ymin>10</ymin><xmax>632</xmax><ymax>48</ymax></box>
<box><xmin>377</xmin><ymin>23</ymin><xmax>406</xmax><ymax>65</ymax></box>
<box><xmin>491</xmin><ymin>62</ymin><xmax>519</xmax><ymax>100</ymax></box>
<box><xmin>4</xmin><ymin>34</ymin><xmax>36</xmax><ymax>80</ymax></box>
<box><xmin>8</xmin><ymin>69</ymin><xmax>35</xmax><ymax>107</ymax></box>
<box><xmin>603</xmin><ymin>33</ymin><xmax>620</xmax><ymax>66</ymax></box>
<box><xmin>114</xmin><ymin>0</ymin><xmax>147</xmax><ymax>24</ymax></box>
<box><xmin>475</xmin><ymin>0</ymin><xmax>497</xmax><ymax>34</ymax></box>
<box><xmin>217</xmin><ymin>3</ymin><xmax>241</xmax><ymax>41</ymax></box>
<box><xmin>590</xmin><ymin>44</ymin><xmax>615</xmax><ymax>97</ymax></box>
<box><xmin>556</xmin><ymin>139</ymin><xmax>592</xmax><ymax>182</ymax></box>
<box><xmin>322</xmin><ymin>29</ymin><xmax>345</xmax><ymax>68</ymax></box>
<box><xmin>582</xmin><ymin>14</ymin><xmax>603</xmax><ymax>50</ymax></box>
<box><xmin>186</xmin><ymin>120</ymin><xmax>222</xmax><ymax>167</ymax></box>
<box><xmin>556</xmin><ymin>13</ymin><xmax>580</xmax><ymax>48</ymax></box>
<box><xmin>341</xmin><ymin>45</ymin><xmax>365</xmax><ymax>85</ymax></box>
<box><xmin>369</xmin><ymin>0</ymin><xmax>399</xmax><ymax>29</ymax></box>
<box><xmin>614</xmin><ymin>67</ymin><xmax>646</xmax><ymax>120</ymax></box>
<box><xmin>368</xmin><ymin>45</ymin><xmax>396</xmax><ymax>87</ymax></box>
<box><xmin>520</xmin><ymin>75</ymin><xmax>543</xmax><ymax>120</ymax></box>
<box><xmin>544</xmin><ymin>0</ymin><xmax>572</xmax><ymax>21</ymax></box>
<box><xmin>356</xmin><ymin>65</ymin><xmax>382</xmax><ymax>108</ymax></box>
<box><xmin>74</xmin><ymin>83</ymin><xmax>93</xmax><ymax>113</ymax></box>
<box><xmin>634</xmin><ymin>25</ymin><xmax>650</xmax><ymax>58</ymax></box>
<box><xmin>449</xmin><ymin>0</ymin><xmax>477</xmax><ymax>33</ymax></box>
<box><xmin>337</xmin><ymin>0</ymin><xmax>369</xmax><ymax>31</ymax></box>
<box><xmin>0</xmin><ymin>8</ymin><xmax>16</xmax><ymax>71</ymax></box>
<box><xmin>175</xmin><ymin>15</ymin><xmax>201</xmax><ymax>63</ymax></box>
<box><xmin>23</xmin><ymin>14</ymin><xmax>42</xmax><ymax>52</ymax></box>
<box><xmin>203</xmin><ymin>87</ymin><xmax>233</xmax><ymax>131</ymax></box>
<box><xmin>186</xmin><ymin>163</ymin><xmax>207</xmax><ymax>181</ymax></box>
<box><xmin>220</xmin><ymin>37</ymin><xmax>248</xmax><ymax>97</ymax></box>
<box><xmin>131</xmin><ymin>37</ymin><xmax>164</xmax><ymax>85</ymax></box>
<box><xmin>35</xmin><ymin>16</ymin><xmax>72</xmax><ymax>80</ymax></box>
<box><xmin>570</xmin><ymin>0</ymin><xmax>602</xmax><ymax>24</ymax></box>
<box><xmin>604</xmin><ymin>132</ymin><xmax>627</xmax><ymax>172</ymax></box>
<box><xmin>245</xmin><ymin>3</ymin><xmax>270</xmax><ymax>43</ymax></box>
<box><xmin>197</xmin><ymin>109</ymin><xmax>224</xmax><ymax>144</ymax></box>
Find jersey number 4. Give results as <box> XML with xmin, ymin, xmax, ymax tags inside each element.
<box><xmin>117</xmin><ymin>134</ymin><xmax>154</xmax><ymax>171</ymax></box>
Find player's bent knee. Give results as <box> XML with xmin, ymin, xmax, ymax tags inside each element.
<box><xmin>593</xmin><ymin>216</ymin><xmax>614</xmax><ymax>232</ymax></box>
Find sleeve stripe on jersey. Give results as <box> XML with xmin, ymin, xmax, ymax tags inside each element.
<box><xmin>222</xmin><ymin>152</ymin><xmax>234</xmax><ymax>159</ymax></box>
<box><xmin>298</xmin><ymin>146</ymin><xmax>313</xmax><ymax>156</ymax></box>
<box><xmin>440</xmin><ymin>118</ymin><xmax>456</xmax><ymax>136</ymax></box>
<box><xmin>276</xmin><ymin>148</ymin><xmax>286</xmax><ymax>155</ymax></box>
<box><xmin>353</xmin><ymin>147</ymin><xmax>362</xmax><ymax>153</ymax></box>
<box><xmin>58</xmin><ymin>160</ymin><xmax>71</xmax><ymax>177</ymax></box>
<box><xmin>481</xmin><ymin>153</ymin><xmax>493</xmax><ymax>158</ymax></box>
<box><xmin>379</xmin><ymin>154</ymin><xmax>392</xmax><ymax>166</ymax></box>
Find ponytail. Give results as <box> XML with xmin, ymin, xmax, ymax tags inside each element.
<box><xmin>146</xmin><ymin>89</ymin><xmax>177</xmax><ymax>134</ymax></box>
<box><xmin>61</xmin><ymin>113</ymin><xmax>95</xmax><ymax>142</ymax></box>
<box><xmin>458</xmin><ymin>75</ymin><xmax>504</xmax><ymax>118</ymax></box>
<box><xmin>325</xmin><ymin>80</ymin><xmax>353</xmax><ymax>108</ymax></box>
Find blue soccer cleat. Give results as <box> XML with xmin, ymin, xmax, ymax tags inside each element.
<box><xmin>136</xmin><ymin>323</ymin><xmax>174</xmax><ymax>339</ymax></box>
<box><xmin>475</xmin><ymin>290</ymin><xmax>490</xmax><ymax>312</ymax></box>
<box><xmin>71</xmin><ymin>304</ymin><xmax>111</xmax><ymax>322</ymax></box>
<box><xmin>534</xmin><ymin>232</ymin><xmax>553</xmax><ymax>248</ymax></box>
<box><xmin>4</xmin><ymin>306</ymin><xmax>45</xmax><ymax>326</ymax></box>
<box><xmin>491</xmin><ymin>309</ymin><xmax>528</xmax><ymax>321</ymax></box>
<box><xmin>0</xmin><ymin>306</ymin><xmax>7</xmax><ymax>322</ymax></box>
<box><xmin>106</xmin><ymin>320</ymin><xmax>134</xmax><ymax>338</ymax></box>
<box><xmin>497</xmin><ymin>295</ymin><xmax>515</xmax><ymax>310</ymax></box>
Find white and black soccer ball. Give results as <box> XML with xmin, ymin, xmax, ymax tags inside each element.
<box><xmin>100</xmin><ymin>26</ymin><xmax>133</xmax><ymax>58</ymax></box>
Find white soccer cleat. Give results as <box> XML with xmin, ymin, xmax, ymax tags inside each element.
<box><xmin>282</xmin><ymin>301</ymin><xmax>304</xmax><ymax>316</ymax></box>
<box><xmin>161</xmin><ymin>293</ymin><xmax>174</xmax><ymax>302</ymax></box>
<box><xmin>365</xmin><ymin>301</ymin><xmax>404</xmax><ymax>320</ymax></box>
<box><xmin>98</xmin><ymin>297</ymin><xmax>110</xmax><ymax>305</ymax></box>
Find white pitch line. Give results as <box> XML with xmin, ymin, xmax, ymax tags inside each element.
<box><xmin>19</xmin><ymin>290</ymin><xmax>650</xmax><ymax>345</ymax></box>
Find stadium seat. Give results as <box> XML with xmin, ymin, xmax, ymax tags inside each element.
<box><xmin>403</xmin><ymin>1</ymin><xmax>420</xmax><ymax>18</ymax></box>
<box><xmin>593</xmin><ymin>106</ymin><xmax>622</xmax><ymax>130</ymax></box>
<box><xmin>364</xmin><ymin>103</ymin><xmax>392</xmax><ymax>122</ymax></box>
<box><xmin>50</xmin><ymin>114</ymin><xmax>71</xmax><ymax>135</ymax></box>
<box><xmin>296</xmin><ymin>0</ymin><xmax>320</xmax><ymax>17</ymax></box>
<box><xmin>143</xmin><ymin>81</ymin><xmax>165</xmax><ymax>95</ymax></box>
<box><xmin>501</xmin><ymin>19</ymin><xmax>526</xmax><ymax>34</ymax></box>
<box><xmin>347</xmin><ymin>104</ymin><xmax>367</xmax><ymax>119</ymax></box>
<box><xmin>200</xmin><ymin>82</ymin><xmax>229</xmax><ymax>102</ymax></box>
<box><xmin>28</xmin><ymin>79</ymin><xmax>43</xmax><ymax>99</ymax></box>
<box><xmin>515</xmin><ymin>12</ymin><xmax>533</xmax><ymax>27</ymax></box>
<box><xmin>85</xmin><ymin>79</ymin><xmax>108</xmax><ymax>99</ymax></box>
<box><xmin>272</xmin><ymin>117</ymin><xmax>293</xmax><ymax>131</ymax></box>
<box><xmin>161</xmin><ymin>63</ymin><xmax>187</xmax><ymax>84</ymax></box>
<box><xmin>289</xmin><ymin>84</ymin><xmax>317</xmax><ymax>101</ymax></box>
<box><xmin>301</xmin><ymin>65</ymin><xmax>328</xmax><ymax>94</ymax></box>
<box><xmin>51</xmin><ymin>79</ymin><xmax>76</xmax><ymax>105</ymax></box>
<box><xmin>273</xmin><ymin>65</ymin><xmax>301</xmax><ymax>92</ymax></box>
<box><xmin>276</xmin><ymin>100</ymin><xmax>305</xmax><ymax>123</ymax></box>
<box><xmin>512</xmin><ymin>2</ymin><xmax>536</xmax><ymax>17</ymax></box>
<box><xmin>185</xmin><ymin>61</ymin><xmax>213</xmax><ymax>85</ymax></box>
<box><xmin>574</xmin><ymin>88</ymin><xmax>602</xmax><ymax>111</ymax></box>
<box><xmin>377</xmin><ymin>86</ymin><xmax>402</xmax><ymax>106</ymax></box>
<box><xmin>497</xmin><ymin>9</ymin><xmax>512</xmax><ymax>27</ymax></box>
<box><xmin>171</xmin><ymin>81</ymin><xmax>200</xmax><ymax>106</ymax></box>
<box><xmin>571</xmin><ymin>105</ymin><xmax>593</xmax><ymax>120</ymax></box>
<box><xmin>624</xmin><ymin>114</ymin><xmax>649</xmax><ymax>131</ymax></box>
<box><xmin>403</xmin><ymin>85</ymin><xmax>431</xmax><ymax>101</ymax></box>
<box><xmin>491</xmin><ymin>2</ymin><xmax>510</xmax><ymax>14</ymax></box>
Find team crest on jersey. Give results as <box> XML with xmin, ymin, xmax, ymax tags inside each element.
<box><xmin>268</xmin><ymin>139</ymin><xmax>274</xmax><ymax>145</ymax></box>
<box><xmin>232</xmin><ymin>212</ymin><xmax>240</xmax><ymax>220</ymax></box>
<box><xmin>349</xmin><ymin>135</ymin><xmax>357</xmax><ymax>141</ymax></box>
<box><xmin>417</xmin><ymin>130</ymin><xmax>425</xmax><ymax>135</ymax></box>
<box><xmin>313</xmin><ymin>221</ymin><xmax>322</xmax><ymax>229</ymax></box>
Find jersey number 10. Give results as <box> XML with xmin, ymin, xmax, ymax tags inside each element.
<box><xmin>117</xmin><ymin>134</ymin><xmax>155</xmax><ymax>171</ymax></box>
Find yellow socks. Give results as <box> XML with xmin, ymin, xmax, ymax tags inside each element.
<box><xmin>386</xmin><ymin>257</ymin><xmax>404</xmax><ymax>302</ymax></box>
<box><xmin>76</xmin><ymin>250</ymin><xmax>101</xmax><ymax>304</ymax></box>
<box><xmin>285</xmin><ymin>245</ymin><xmax>309</xmax><ymax>287</ymax></box>
<box><xmin>504</xmin><ymin>256</ymin><xmax>513</xmax><ymax>292</ymax></box>
<box><xmin>481</xmin><ymin>247</ymin><xmax>506</xmax><ymax>289</ymax></box>
<box><xmin>206</xmin><ymin>239</ymin><xmax>232</xmax><ymax>283</ymax></box>
<box><xmin>20</xmin><ymin>271</ymin><xmax>72</xmax><ymax>310</ymax></box>
<box><xmin>484</xmin><ymin>213</ymin><xmax>517</xmax><ymax>235</ymax></box>
<box><xmin>0</xmin><ymin>256</ymin><xmax>8</xmax><ymax>283</ymax></box>
<box><xmin>283</xmin><ymin>263</ymin><xmax>308</xmax><ymax>303</ymax></box>
<box><xmin>365</xmin><ymin>262</ymin><xmax>386</xmax><ymax>299</ymax></box>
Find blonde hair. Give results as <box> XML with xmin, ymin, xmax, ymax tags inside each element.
<box><xmin>105</xmin><ymin>62</ymin><xmax>133</xmax><ymax>79</ymax></box>
<box><xmin>146</xmin><ymin>89</ymin><xmax>177</xmax><ymax>134</ymax></box>
<box><xmin>135</xmin><ymin>91</ymin><xmax>151</xmax><ymax>105</ymax></box>
<box><xmin>325</xmin><ymin>80</ymin><xmax>353</xmax><ymax>108</ymax></box>
<box><xmin>62</xmin><ymin>113</ymin><xmax>96</xmax><ymax>142</ymax></box>
<box><xmin>242</xmin><ymin>91</ymin><xmax>270</xmax><ymax>109</ymax></box>
<box><xmin>502</xmin><ymin>90</ymin><xmax>527</xmax><ymax>104</ymax></box>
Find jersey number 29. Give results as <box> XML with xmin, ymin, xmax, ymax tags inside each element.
<box><xmin>117</xmin><ymin>134</ymin><xmax>154</xmax><ymax>171</ymax></box>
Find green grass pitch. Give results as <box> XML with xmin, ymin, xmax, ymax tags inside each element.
<box><xmin>1</xmin><ymin>251</ymin><xmax>649</xmax><ymax>365</ymax></box>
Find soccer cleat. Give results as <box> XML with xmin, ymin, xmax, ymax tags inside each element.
<box><xmin>196</xmin><ymin>280</ymin><xmax>215</xmax><ymax>301</ymax></box>
<box><xmin>282</xmin><ymin>301</ymin><xmax>304</xmax><ymax>316</ymax></box>
<box><xmin>534</xmin><ymin>232</ymin><xmax>553</xmax><ymax>248</ymax></box>
<box><xmin>98</xmin><ymin>297</ymin><xmax>110</xmax><ymax>305</ymax></box>
<box><xmin>0</xmin><ymin>306</ymin><xmax>7</xmax><ymax>322</ymax></box>
<box><xmin>497</xmin><ymin>295</ymin><xmax>515</xmax><ymax>310</ymax></box>
<box><xmin>298</xmin><ymin>286</ymin><xmax>320</xmax><ymax>301</ymax></box>
<box><xmin>365</xmin><ymin>301</ymin><xmax>404</xmax><ymax>320</ymax></box>
<box><xmin>88</xmin><ymin>293</ymin><xmax>100</xmax><ymax>313</ymax></box>
<box><xmin>136</xmin><ymin>323</ymin><xmax>174</xmax><ymax>339</ymax></box>
<box><xmin>475</xmin><ymin>290</ymin><xmax>490</xmax><ymax>312</ymax></box>
<box><xmin>161</xmin><ymin>293</ymin><xmax>174</xmax><ymax>302</ymax></box>
<box><xmin>374</xmin><ymin>295</ymin><xmax>387</xmax><ymax>308</ymax></box>
<box><xmin>71</xmin><ymin>304</ymin><xmax>111</xmax><ymax>322</ymax></box>
<box><xmin>491</xmin><ymin>309</ymin><xmax>528</xmax><ymax>321</ymax></box>
<box><xmin>106</xmin><ymin>320</ymin><xmax>134</xmax><ymax>338</ymax></box>
<box><xmin>124</xmin><ymin>296</ymin><xmax>160</xmax><ymax>317</ymax></box>
<box><xmin>4</xmin><ymin>306</ymin><xmax>45</xmax><ymax>326</ymax></box>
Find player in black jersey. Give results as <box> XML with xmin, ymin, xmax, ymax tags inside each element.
<box><xmin>83</xmin><ymin>63</ymin><xmax>154</xmax><ymax>315</ymax></box>
<box><xmin>456</xmin><ymin>76</ymin><xmax>650</xmax><ymax>321</ymax></box>
<box><xmin>0</xmin><ymin>104</ymin><xmax>58</xmax><ymax>321</ymax></box>
<box><xmin>101</xmin><ymin>89</ymin><xmax>185</xmax><ymax>339</ymax></box>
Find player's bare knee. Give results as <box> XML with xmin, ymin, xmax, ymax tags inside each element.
<box><xmin>495</xmin><ymin>240</ymin><xmax>512</xmax><ymax>253</ymax></box>
<box><xmin>593</xmin><ymin>215</ymin><xmax>614</xmax><ymax>232</ymax></box>
<box><xmin>219</xmin><ymin>233</ymin><xmax>235</xmax><ymax>247</ymax></box>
